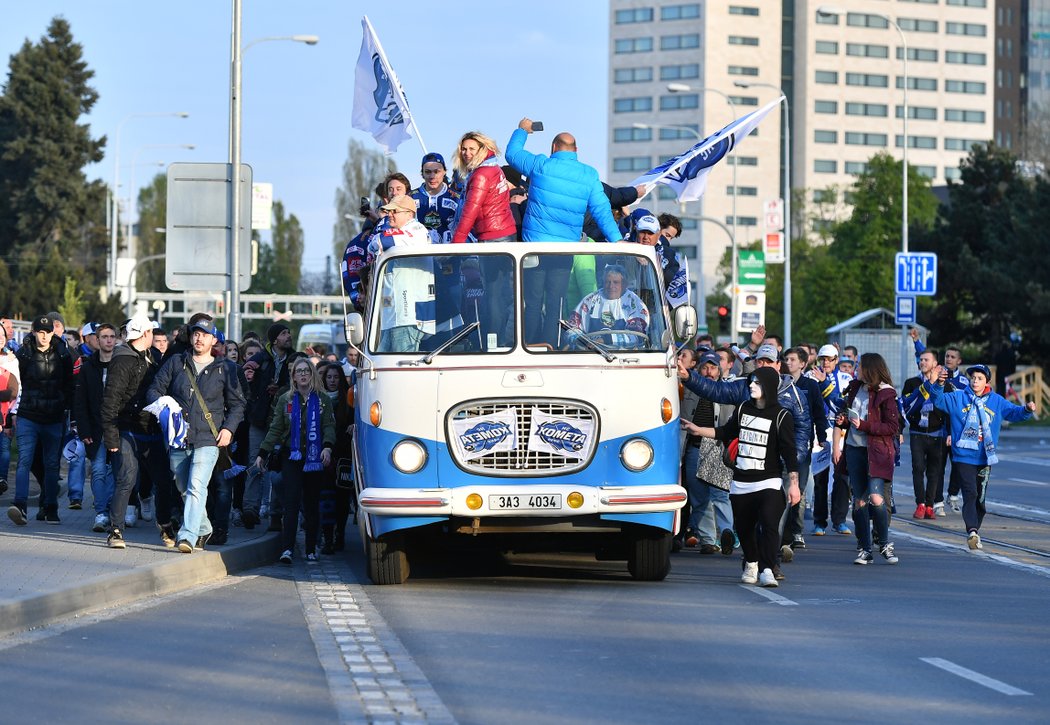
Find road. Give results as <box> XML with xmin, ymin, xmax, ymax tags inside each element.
<box><xmin>1</xmin><ymin>433</ymin><xmax>1047</xmax><ymax>724</ymax></box>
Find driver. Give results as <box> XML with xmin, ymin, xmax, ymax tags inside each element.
<box><xmin>566</xmin><ymin>264</ymin><xmax>649</xmax><ymax>347</ymax></box>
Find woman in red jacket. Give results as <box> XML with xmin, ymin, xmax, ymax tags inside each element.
<box><xmin>450</xmin><ymin>131</ymin><xmax>517</xmax><ymax>244</ymax></box>
<box><xmin>833</xmin><ymin>352</ymin><xmax>901</xmax><ymax>566</ymax></box>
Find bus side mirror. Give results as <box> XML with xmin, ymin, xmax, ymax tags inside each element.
<box><xmin>345</xmin><ymin>312</ymin><xmax>364</xmax><ymax>347</ymax></box>
<box><xmin>673</xmin><ymin>305</ymin><xmax>697</xmax><ymax>341</ymax></box>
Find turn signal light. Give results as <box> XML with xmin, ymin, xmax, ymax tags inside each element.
<box><xmin>661</xmin><ymin>397</ymin><xmax>673</xmax><ymax>423</ymax></box>
<box><xmin>466</xmin><ymin>493</ymin><xmax>483</xmax><ymax>510</ymax></box>
<box><xmin>567</xmin><ymin>492</ymin><xmax>584</xmax><ymax>509</ymax></box>
<box><xmin>369</xmin><ymin>401</ymin><xmax>382</xmax><ymax>426</ymax></box>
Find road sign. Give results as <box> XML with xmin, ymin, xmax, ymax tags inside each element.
<box><xmin>738</xmin><ymin>250</ymin><xmax>766</xmax><ymax>289</ymax></box>
<box><xmin>251</xmin><ymin>182</ymin><xmax>273</xmax><ymax>230</ymax></box>
<box><xmin>735</xmin><ymin>290</ymin><xmax>766</xmax><ymax>333</ymax></box>
<box><xmin>895</xmin><ymin>252</ymin><xmax>938</xmax><ymax>296</ymax></box>
<box><xmin>895</xmin><ymin>295</ymin><xmax>916</xmax><ymax>325</ymax></box>
<box><xmin>764</xmin><ymin>231</ymin><xmax>784</xmax><ymax>264</ymax></box>
<box><xmin>763</xmin><ymin>198</ymin><xmax>784</xmax><ymax>230</ymax></box>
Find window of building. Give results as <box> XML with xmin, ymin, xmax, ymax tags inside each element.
<box><xmin>728</xmin><ymin>65</ymin><xmax>760</xmax><ymax>76</ymax></box>
<box><xmin>816</xmin><ymin>12</ymin><xmax>839</xmax><ymax>25</ymax></box>
<box><xmin>895</xmin><ymin>135</ymin><xmax>938</xmax><ymax>149</ymax></box>
<box><xmin>815</xmin><ymin>100</ymin><xmax>839</xmax><ymax>114</ymax></box>
<box><xmin>847</xmin><ymin>13</ymin><xmax>889</xmax><ymax>29</ymax></box>
<box><xmin>846</xmin><ymin>43</ymin><xmax>889</xmax><ymax>58</ymax></box>
<box><xmin>615</xmin><ymin>8</ymin><xmax>654</xmax><ymax>23</ymax></box>
<box><xmin>843</xmin><ymin>191</ymin><xmax>857</xmax><ymax>205</ymax></box>
<box><xmin>947</xmin><ymin>0</ymin><xmax>987</xmax><ymax>6</ymax></box>
<box><xmin>728</xmin><ymin>95</ymin><xmax>759</xmax><ymax>106</ymax></box>
<box><xmin>946</xmin><ymin>79</ymin><xmax>986</xmax><ymax>93</ymax></box>
<box><xmin>614</xmin><ymin>67</ymin><xmax>654</xmax><ymax>83</ymax></box>
<box><xmin>845</xmin><ymin>132</ymin><xmax>888</xmax><ymax>146</ymax></box>
<box><xmin>845</xmin><ymin>161</ymin><xmax>869</xmax><ymax>175</ymax></box>
<box><xmin>846</xmin><ymin>102</ymin><xmax>888</xmax><ymax>117</ymax></box>
<box><xmin>727</xmin><ymin>186</ymin><xmax>758</xmax><ymax>196</ymax></box>
<box><xmin>898</xmin><ymin>47</ymin><xmax>938</xmax><ymax>62</ymax></box>
<box><xmin>814</xmin><ymin>159</ymin><xmax>838</xmax><ymax>173</ymax></box>
<box><xmin>660</xmin><ymin>63</ymin><xmax>700</xmax><ymax>81</ymax></box>
<box><xmin>615</xmin><ymin>37</ymin><xmax>654</xmax><ymax>54</ymax></box>
<box><xmin>815</xmin><ymin>40</ymin><xmax>839</xmax><ymax>54</ymax></box>
<box><xmin>898</xmin><ymin>77</ymin><xmax>938</xmax><ymax>91</ymax></box>
<box><xmin>727</xmin><ymin>156</ymin><xmax>759</xmax><ymax>166</ymax></box>
<box><xmin>660</xmin><ymin>93</ymin><xmax>700</xmax><ymax>110</ymax></box>
<box><xmin>944</xmin><ymin>167</ymin><xmax>962</xmax><ymax>181</ymax></box>
<box><xmin>916</xmin><ymin>166</ymin><xmax>937</xmax><ymax>179</ymax></box>
<box><xmin>899</xmin><ymin>18</ymin><xmax>939</xmax><ymax>32</ymax></box>
<box><xmin>946</xmin><ymin>51</ymin><xmax>987</xmax><ymax>65</ymax></box>
<box><xmin>661</xmin><ymin>4</ymin><xmax>701</xmax><ymax>20</ymax></box>
<box><xmin>812</xmin><ymin>189</ymin><xmax>835</xmax><ymax>203</ymax></box>
<box><xmin>945</xmin><ymin>108</ymin><xmax>986</xmax><ymax>123</ymax></box>
<box><xmin>728</xmin><ymin>6</ymin><xmax>760</xmax><ymax>16</ymax></box>
<box><xmin>846</xmin><ymin>72</ymin><xmax>888</xmax><ymax>88</ymax></box>
<box><xmin>729</xmin><ymin>36</ymin><xmax>760</xmax><ymax>46</ymax></box>
<box><xmin>614</xmin><ymin>96</ymin><xmax>653</xmax><ymax>113</ymax></box>
<box><xmin>726</xmin><ymin>216</ymin><xmax>759</xmax><ymax>227</ymax></box>
<box><xmin>657</xmin><ymin>186</ymin><xmax>677</xmax><ymax>200</ymax></box>
<box><xmin>659</xmin><ymin>125</ymin><xmax>700</xmax><ymax>141</ymax></box>
<box><xmin>661</xmin><ymin>34</ymin><xmax>700</xmax><ymax>51</ymax></box>
<box><xmin>944</xmin><ymin>138</ymin><xmax>984</xmax><ymax>151</ymax></box>
<box><xmin>815</xmin><ymin>70</ymin><xmax>839</xmax><ymax>84</ymax></box>
<box><xmin>613</xmin><ymin>126</ymin><xmax>652</xmax><ymax>143</ymax></box>
<box><xmin>612</xmin><ymin>156</ymin><xmax>653</xmax><ymax>172</ymax></box>
<box><xmin>814</xmin><ymin>129</ymin><xmax>839</xmax><ymax>143</ymax></box>
<box><xmin>946</xmin><ymin>22</ymin><xmax>986</xmax><ymax>36</ymax></box>
<box><xmin>900</xmin><ymin>0</ymin><xmax>937</xmax><ymax>4</ymax></box>
<box><xmin>895</xmin><ymin>106</ymin><xmax>937</xmax><ymax>120</ymax></box>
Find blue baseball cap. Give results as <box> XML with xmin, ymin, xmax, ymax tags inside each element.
<box><xmin>967</xmin><ymin>364</ymin><xmax>991</xmax><ymax>380</ymax></box>
<box><xmin>421</xmin><ymin>152</ymin><xmax>446</xmax><ymax>169</ymax></box>
<box><xmin>698</xmin><ymin>351</ymin><xmax>721</xmax><ymax>368</ymax></box>
<box><xmin>189</xmin><ymin>321</ymin><xmax>219</xmax><ymax>338</ymax></box>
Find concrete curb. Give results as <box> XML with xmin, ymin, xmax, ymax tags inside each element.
<box><xmin>0</xmin><ymin>532</ymin><xmax>283</xmax><ymax>639</ymax></box>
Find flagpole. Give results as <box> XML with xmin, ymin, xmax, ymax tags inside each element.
<box><xmin>362</xmin><ymin>16</ymin><xmax>427</xmax><ymax>154</ymax></box>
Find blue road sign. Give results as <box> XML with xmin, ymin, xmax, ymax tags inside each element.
<box><xmin>895</xmin><ymin>252</ymin><xmax>938</xmax><ymax>296</ymax></box>
<box><xmin>895</xmin><ymin>296</ymin><xmax>916</xmax><ymax>325</ymax></box>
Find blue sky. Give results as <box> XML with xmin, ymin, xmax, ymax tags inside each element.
<box><xmin>0</xmin><ymin>1</ymin><xmax>610</xmax><ymax>274</ymax></box>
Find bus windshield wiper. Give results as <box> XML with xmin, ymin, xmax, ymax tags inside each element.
<box><xmin>419</xmin><ymin>321</ymin><xmax>481</xmax><ymax>365</ymax></box>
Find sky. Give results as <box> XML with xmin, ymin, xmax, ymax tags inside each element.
<box><xmin>0</xmin><ymin>1</ymin><xmax>611</xmax><ymax>276</ymax></box>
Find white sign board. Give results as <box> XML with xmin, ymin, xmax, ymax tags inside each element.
<box><xmin>735</xmin><ymin>290</ymin><xmax>766</xmax><ymax>333</ymax></box>
<box><xmin>251</xmin><ymin>182</ymin><xmax>273</xmax><ymax>230</ymax></box>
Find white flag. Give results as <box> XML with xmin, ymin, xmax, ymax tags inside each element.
<box><xmin>630</xmin><ymin>96</ymin><xmax>784</xmax><ymax>202</ymax></box>
<box><xmin>450</xmin><ymin>409</ymin><xmax>518</xmax><ymax>461</ymax></box>
<box><xmin>352</xmin><ymin>16</ymin><xmax>421</xmax><ymax>153</ymax></box>
<box><xmin>527</xmin><ymin>408</ymin><xmax>594</xmax><ymax>460</ymax></box>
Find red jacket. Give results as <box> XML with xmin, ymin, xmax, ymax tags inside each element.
<box><xmin>451</xmin><ymin>153</ymin><xmax>516</xmax><ymax>243</ymax></box>
<box><xmin>840</xmin><ymin>381</ymin><xmax>901</xmax><ymax>481</ymax></box>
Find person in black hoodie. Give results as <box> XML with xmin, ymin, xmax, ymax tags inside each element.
<box><xmin>682</xmin><ymin>366</ymin><xmax>799</xmax><ymax>588</ymax></box>
<box><xmin>73</xmin><ymin>322</ymin><xmax>117</xmax><ymax>532</ymax></box>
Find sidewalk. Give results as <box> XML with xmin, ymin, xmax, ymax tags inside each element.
<box><xmin>0</xmin><ymin>484</ymin><xmax>282</xmax><ymax>638</ymax></box>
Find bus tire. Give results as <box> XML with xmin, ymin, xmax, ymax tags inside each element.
<box><xmin>367</xmin><ymin>532</ymin><xmax>410</xmax><ymax>585</ymax></box>
<box><xmin>626</xmin><ymin>527</ymin><xmax>672</xmax><ymax>581</ymax></box>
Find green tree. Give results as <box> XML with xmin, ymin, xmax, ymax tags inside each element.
<box><xmin>332</xmin><ymin>138</ymin><xmax>396</xmax><ymax>262</ymax></box>
<box><xmin>248</xmin><ymin>200</ymin><xmax>304</xmax><ymax>294</ymax></box>
<box><xmin>134</xmin><ymin>172</ymin><xmax>168</xmax><ymax>292</ymax></box>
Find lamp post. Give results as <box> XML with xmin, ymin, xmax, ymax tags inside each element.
<box><xmin>109</xmin><ymin>111</ymin><xmax>189</xmax><ymax>297</ymax></box>
<box><xmin>734</xmin><ymin>81</ymin><xmax>791</xmax><ymax>348</ymax></box>
<box><xmin>817</xmin><ymin>4</ymin><xmax>910</xmax><ymax>378</ymax></box>
<box><xmin>676</xmin><ymin>214</ymin><xmax>736</xmax><ymax>332</ymax></box>
<box><xmin>227</xmin><ymin>18</ymin><xmax>320</xmax><ymax>341</ymax></box>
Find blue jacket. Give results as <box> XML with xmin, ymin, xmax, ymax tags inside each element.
<box><xmin>505</xmin><ymin>128</ymin><xmax>621</xmax><ymax>243</ymax></box>
<box><xmin>923</xmin><ymin>381</ymin><xmax>1033</xmax><ymax>465</ymax></box>
<box><xmin>683</xmin><ymin>371</ymin><xmax>813</xmax><ymax>469</ymax></box>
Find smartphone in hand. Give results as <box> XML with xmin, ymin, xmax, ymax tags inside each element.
<box><xmin>532</xmin><ymin>121</ymin><xmax>544</xmax><ymax>132</ymax></box>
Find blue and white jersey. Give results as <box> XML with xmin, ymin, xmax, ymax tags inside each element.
<box><xmin>412</xmin><ymin>183</ymin><xmax>459</xmax><ymax>244</ymax></box>
<box><xmin>341</xmin><ymin>230</ymin><xmax>370</xmax><ymax>309</ymax></box>
<box><xmin>664</xmin><ymin>250</ymin><xmax>689</xmax><ymax>309</ymax></box>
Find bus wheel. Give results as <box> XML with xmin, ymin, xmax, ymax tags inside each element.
<box><xmin>367</xmin><ymin>532</ymin><xmax>410</xmax><ymax>585</ymax></box>
<box><xmin>626</xmin><ymin>527</ymin><xmax>672</xmax><ymax>581</ymax></box>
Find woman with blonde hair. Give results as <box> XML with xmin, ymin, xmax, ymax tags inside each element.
<box><xmin>450</xmin><ymin>131</ymin><xmax>517</xmax><ymax>244</ymax></box>
<box><xmin>255</xmin><ymin>357</ymin><xmax>336</xmax><ymax>564</ymax></box>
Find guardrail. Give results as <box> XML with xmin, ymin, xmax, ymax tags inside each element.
<box><xmin>1005</xmin><ymin>366</ymin><xmax>1047</xmax><ymax>417</ymax></box>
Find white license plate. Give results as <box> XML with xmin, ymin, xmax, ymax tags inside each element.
<box><xmin>488</xmin><ymin>493</ymin><xmax>562</xmax><ymax>511</ymax></box>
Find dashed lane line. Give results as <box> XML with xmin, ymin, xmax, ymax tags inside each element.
<box><xmin>920</xmin><ymin>657</ymin><xmax>1033</xmax><ymax>696</ymax></box>
<box><xmin>738</xmin><ymin>584</ymin><xmax>798</xmax><ymax>606</ymax></box>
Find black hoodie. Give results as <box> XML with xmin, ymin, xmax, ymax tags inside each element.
<box><xmin>716</xmin><ymin>367</ymin><xmax>798</xmax><ymax>484</ymax></box>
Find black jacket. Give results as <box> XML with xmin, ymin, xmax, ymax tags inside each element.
<box><xmin>245</xmin><ymin>346</ymin><xmax>303</xmax><ymax>429</ymax></box>
<box><xmin>73</xmin><ymin>351</ymin><xmax>109</xmax><ymax>458</ymax></box>
<box><xmin>100</xmin><ymin>343</ymin><xmax>162</xmax><ymax>450</ymax></box>
<box><xmin>147</xmin><ymin>352</ymin><xmax>246</xmax><ymax>449</ymax></box>
<box><xmin>15</xmin><ymin>337</ymin><xmax>73</xmax><ymax>424</ymax></box>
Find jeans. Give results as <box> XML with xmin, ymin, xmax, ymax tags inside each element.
<box><xmin>812</xmin><ymin>465</ymin><xmax>851</xmax><ymax>528</ymax></box>
<box><xmin>0</xmin><ymin>431</ymin><xmax>11</xmax><ymax>483</ymax></box>
<box><xmin>781</xmin><ymin>459</ymin><xmax>812</xmax><ymax>544</ymax></box>
<box><xmin>169</xmin><ymin>445</ymin><xmax>220</xmax><ymax>542</ymax></box>
<box><xmin>88</xmin><ymin>444</ymin><xmax>114</xmax><ymax>515</ymax></box>
<box><xmin>954</xmin><ymin>461</ymin><xmax>991</xmax><ymax>533</ymax></box>
<box><xmin>207</xmin><ymin>464</ymin><xmax>233</xmax><ymax>532</ymax></box>
<box><xmin>731</xmin><ymin>487</ymin><xmax>786</xmax><ymax>572</ymax></box>
<box><xmin>66</xmin><ymin>445</ymin><xmax>85</xmax><ymax>503</ymax></box>
<box><xmin>110</xmin><ymin>431</ymin><xmax>173</xmax><ymax>531</ymax></box>
<box><xmin>910</xmin><ymin>434</ymin><xmax>945</xmax><ymax>507</ymax></box>
<box><xmin>844</xmin><ymin>444</ymin><xmax>890</xmax><ymax>552</ymax></box>
<box><xmin>281</xmin><ymin>455</ymin><xmax>322</xmax><ymax>554</ymax></box>
<box><xmin>15</xmin><ymin>418</ymin><xmax>62</xmax><ymax>509</ymax></box>
<box><xmin>378</xmin><ymin>325</ymin><xmax>428</xmax><ymax>353</ymax></box>
<box><xmin>681</xmin><ymin>445</ymin><xmax>732</xmax><ymax>543</ymax></box>
<box><xmin>523</xmin><ymin>256</ymin><xmax>573</xmax><ymax>346</ymax></box>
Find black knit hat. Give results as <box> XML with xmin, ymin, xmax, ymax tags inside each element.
<box><xmin>267</xmin><ymin>323</ymin><xmax>290</xmax><ymax>344</ymax></box>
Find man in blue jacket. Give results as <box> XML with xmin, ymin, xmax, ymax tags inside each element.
<box><xmin>507</xmin><ymin>119</ymin><xmax>626</xmax><ymax>345</ymax></box>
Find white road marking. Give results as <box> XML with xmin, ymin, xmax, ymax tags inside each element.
<box><xmin>738</xmin><ymin>584</ymin><xmax>798</xmax><ymax>605</ymax></box>
<box><xmin>986</xmin><ymin>499</ymin><xmax>1050</xmax><ymax>519</ymax></box>
<box><xmin>920</xmin><ymin>657</ymin><xmax>1033</xmax><ymax>696</ymax></box>
<box><xmin>893</xmin><ymin>529</ymin><xmax>1050</xmax><ymax>579</ymax></box>
<box><xmin>1007</xmin><ymin>477</ymin><xmax>1048</xmax><ymax>487</ymax></box>
<box><xmin>1001</xmin><ymin>456</ymin><xmax>1050</xmax><ymax>467</ymax></box>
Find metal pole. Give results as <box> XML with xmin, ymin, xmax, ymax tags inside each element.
<box><xmin>125</xmin><ymin>254</ymin><xmax>166</xmax><ymax>317</ymax></box>
<box><xmin>228</xmin><ymin>0</ymin><xmax>243</xmax><ymax>340</ymax></box>
<box><xmin>890</xmin><ymin>15</ymin><xmax>911</xmax><ymax>385</ymax></box>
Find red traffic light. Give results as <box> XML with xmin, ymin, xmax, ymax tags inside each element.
<box><xmin>717</xmin><ymin>305</ymin><xmax>729</xmax><ymax>317</ymax></box>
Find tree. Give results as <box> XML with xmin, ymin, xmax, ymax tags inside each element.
<box><xmin>134</xmin><ymin>172</ymin><xmax>168</xmax><ymax>292</ymax></box>
<box><xmin>331</xmin><ymin>138</ymin><xmax>396</xmax><ymax>262</ymax></box>
<box><xmin>248</xmin><ymin>200</ymin><xmax>304</xmax><ymax>295</ymax></box>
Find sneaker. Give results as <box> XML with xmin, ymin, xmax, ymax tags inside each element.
<box><xmin>949</xmin><ymin>494</ymin><xmax>962</xmax><ymax>513</ymax></box>
<box><xmin>107</xmin><ymin>528</ymin><xmax>126</xmax><ymax>549</ymax></box>
<box><xmin>741</xmin><ymin>561</ymin><xmax>759</xmax><ymax>585</ymax></box>
<box><xmin>177</xmin><ymin>539</ymin><xmax>194</xmax><ymax>554</ymax></box>
<box><xmin>159</xmin><ymin>523</ymin><xmax>177</xmax><ymax>549</ymax></box>
<box><xmin>812</xmin><ymin>525</ymin><xmax>826</xmax><ymax>536</ymax></box>
<box><xmin>279</xmin><ymin>549</ymin><xmax>293</xmax><ymax>564</ymax></box>
<box><xmin>913</xmin><ymin>504</ymin><xmax>926</xmax><ymax>519</ymax></box>
<box><xmin>933</xmin><ymin>502</ymin><xmax>946</xmax><ymax>518</ymax></box>
<box><xmin>854</xmin><ymin>549</ymin><xmax>874</xmax><ymax>565</ymax></box>
<box><xmin>880</xmin><ymin>542</ymin><xmax>899</xmax><ymax>564</ymax></box>
<box><xmin>241</xmin><ymin>510</ymin><xmax>259</xmax><ymax>530</ymax></box>
<box><xmin>69</xmin><ymin>500</ymin><xmax>82</xmax><ymax>510</ymax></box>
<box><xmin>699</xmin><ymin>543</ymin><xmax>720</xmax><ymax>555</ymax></box>
<box><xmin>967</xmin><ymin>531</ymin><xmax>983</xmax><ymax>550</ymax></box>
<box><xmin>139</xmin><ymin>497</ymin><xmax>154</xmax><ymax>522</ymax></box>
<box><xmin>195</xmin><ymin>533</ymin><xmax>211</xmax><ymax>551</ymax></box>
<box><xmin>209</xmin><ymin>529</ymin><xmax>228</xmax><ymax>546</ymax></box>
<box><xmin>791</xmin><ymin>534</ymin><xmax>806</xmax><ymax>550</ymax></box>
<box><xmin>684</xmin><ymin>530</ymin><xmax>699</xmax><ymax>548</ymax></box>
<box><xmin>92</xmin><ymin>513</ymin><xmax>110</xmax><ymax>532</ymax></box>
<box><xmin>7</xmin><ymin>504</ymin><xmax>28</xmax><ymax>526</ymax></box>
<box><xmin>719</xmin><ymin>528</ymin><xmax>735</xmax><ymax>556</ymax></box>
<box><xmin>759</xmin><ymin>568</ymin><xmax>779</xmax><ymax>587</ymax></box>
<box><xmin>772</xmin><ymin>564</ymin><xmax>786</xmax><ymax>581</ymax></box>
<box><xmin>36</xmin><ymin>508</ymin><xmax>46</xmax><ymax>521</ymax></box>
<box><xmin>268</xmin><ymin>515</ymin><xmax>282</xmax><ymax>532</ymax></box>
<box><xmin>780</xmin><ymin>544</ymin><xmax>794</xmax><ymax>563</ymax></box>
<box><xmin>124</xmin><ymin>506</ymin><xmax>137</xmax><ymax>528</ymax></box>
<box><xmin>231</xmin><ymin>509</ymin><xmax>243</xmax><ymax>528</ymax></box>
<box><xmin>834</xmin><ymin>522</ymin><xmax>852</xmax><ymax>535</ymax></box>
<box><xmin>306</xmin><ymin>551</ymin><xmax>319</xmax><ymax>563</ymax></box>
<box><xmin>44</xmin><ymin>508</ymin><xmax>61</xmax><ymax>524</ymax></box>
<box><xmin>260</xmin><ymin>503</ymin><xmax>269</xmax><ymax>518</ymax></box>
<box><xmin>0</xmin><ymin>478</ymin><xmax>7</xmax><ymax>496</ymax></box>
<box><xmin>924</xmin><ymin>506</ymin><xmax>936</xmax><ymax>520</ymax></box>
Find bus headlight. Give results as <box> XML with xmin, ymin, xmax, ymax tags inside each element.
<box><xmin>620</xmin><ymin>438</ymin><xmax>654</xmax><ymax>472</ymax></box>
<box><xmin>391</xmin><ymin>439</ymin><xmax>427</xmax><ymax>473</ymax></box>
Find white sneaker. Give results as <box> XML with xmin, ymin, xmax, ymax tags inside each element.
<box><xmin>139</xmin><ymin>496</ymin><xmax>154</xmax><ymax>522</ymax></box>
<box><xmin>124</xmin><ymin>505</ymin><xmax>138</xmax><ymax>528</ymax></box>
<box><xmin>758</xmin><ymin>568</ymin><xmax>778</xmax><ymax>587</ymax></box>
<box><xmin>741</xmin><ymin>561</ymin><xmax>759</xmax><ymax>585</ymax></box>
<box><xmin>933</xmin><ymin>502</ymin><xmax>946</xmax><ymax>517</ymax></box>
<box><xmin>967</xmin><ymin>531</ymin><xmax>983</xmax><ymax>550</ymax></box>
<box><xmin>92</xmin><ymin>513</ymin><xmax>110</xmax><ymax>532</ymax></box>
<box><xmin>949</xmin><ymin>495</ymin><xmax>962</xmax><ymax>513</ymax></box>
<box><xmin>279</xmin><ymin>549</ymin><xmax>293</xmax><ymax>564</ymax></box>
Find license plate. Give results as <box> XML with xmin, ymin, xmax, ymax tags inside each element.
<box><xmin>488</xmin><ymin>493</ymin><xmax>562</xmax><ymax>511</ymax></box>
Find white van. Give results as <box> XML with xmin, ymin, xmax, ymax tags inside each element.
<box><xmin>296</xmin><ymin>322</ymin><xmax>347</xmax><ymax>358</ymax></box>
<box><xmin>346</xmin><ymin>242</ymin><xmax>696</xmax><ymax>584</ymax></box>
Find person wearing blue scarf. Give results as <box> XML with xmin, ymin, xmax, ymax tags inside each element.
<box><xmin>923</xmin><ymin>364</ymin><xmax>1035</xmax><ymax>551</ymax></box>
<box><xmin>256</xmin><ymin>358</ymin><xmax>336</xmax><ymax>564</ymax></box>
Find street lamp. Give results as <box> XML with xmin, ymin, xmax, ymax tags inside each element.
<box><xmin>816</xmin><ymin>4</ymin><xmax>911</xmax><ymax>378</ymax></box>
<box><xmin>676</xmin><ymin>214</ymin><xmax>736</xmax><ymax>331</ymax></box>
<box><xmin>734</xmin><ymin>80</ymin><xmax>791</xmax><ymax>348</ymax></box>
<box><xmin>109</xmin><ymin>111</ymin><xmax>190</xmax><ymax>297</ymax></box>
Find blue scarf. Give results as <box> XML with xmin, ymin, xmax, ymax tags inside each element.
<box><xmin>956</xmin><ymin>389</ymin><xmax>998</xmax><ymax>465</ymax></box>
<box><xmin>288</xmin><ymin>391</ymin><xmax>324</xmax><ymax>472</ymax></box>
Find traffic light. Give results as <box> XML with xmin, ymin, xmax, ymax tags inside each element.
<box><xmin>717</xmin><ymin>305</ymin><xmax>730</xmax><ymax>335</ymax></box>
<box><xmin>264</xmin><ymin>300</ymin><xmax>273</xmax><ymax>316</ymax></box>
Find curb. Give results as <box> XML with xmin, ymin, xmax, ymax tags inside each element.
<box><xmin>0</xmin><ymin>532</ymin><xmax>283</xmax><ymax>639</ymax></box>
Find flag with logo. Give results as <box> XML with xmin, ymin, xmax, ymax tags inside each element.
<box><xmin>527</xmin><ymin>408</ymin><xmax>594</xmax><ymax>460</ymax></box>
<box><xmin>352</xmin><ymin>16</ymin><xmax>425</xmax><ymax>153</ymax></box>
<box><xmin>450</xmin><ymin>408</ymin><xmax>518</xmax><ymax>461</ymax></box>
<box><xmin>630</xmin><ymin>96</ymin><xmax>784</xmax><ymax>202</ymax></box>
